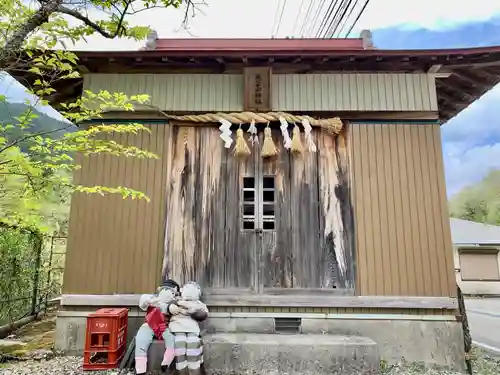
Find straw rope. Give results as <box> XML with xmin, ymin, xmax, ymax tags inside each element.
<box><xmin>163</xmin><ymin>111</ymin><xmax>343</xmax><ymax>134</ymax></box>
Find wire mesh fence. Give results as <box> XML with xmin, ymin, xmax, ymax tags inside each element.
<box><xmin>0</xmin><ymin>227</ymin><xmax>66</xmax><ymax>326</ymax></box>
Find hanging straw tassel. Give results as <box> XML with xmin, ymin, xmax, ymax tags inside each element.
<box><xmin>261</xmin><ymin>126</ymin><xmax>278</xmax><ymax>158</ymax></box>
<box><xmin>233</xmin><ymin>127</ymin><xmax>251</xmax><ymax>157</ymax></box>
<box><xmin>290</xmin><ymin>125</ymin><xmax>304</xmax><ymax>154</ymax></box>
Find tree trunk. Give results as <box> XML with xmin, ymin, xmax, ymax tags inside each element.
<box><xmin>0</xmin><ymin>0</ymin><xmax>63</xmax><ymax>70</ymax></box>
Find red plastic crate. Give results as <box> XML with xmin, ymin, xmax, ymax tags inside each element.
<box><xmin>83</xmin><ymin>308</ymin><xmax>128</xmax><ymax>371</ymax></box>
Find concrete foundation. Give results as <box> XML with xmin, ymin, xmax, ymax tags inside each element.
<box><xmin>147</xmin><ymin>334</ymin><xmax>380</xmax><ymax>375</ymax></box>
<box><xmin>55</xmin><ymin>312</ymin><xmax>465</xmax><ymax>373</ymax></box>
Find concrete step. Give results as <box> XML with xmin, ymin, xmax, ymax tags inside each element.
<box><xmin>148</xmin><ymin>333</ymin><xmax>380</xmax><ymax>375</ymax></box>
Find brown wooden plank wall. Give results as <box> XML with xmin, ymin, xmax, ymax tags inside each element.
<box><xmin>63</xmin><ymin>124</ymin><xmax>170</xmax><ymax>294</ymax></box>
<box><xmin>349</xmin><ymin>123</ymin><xmax>456</xmax><ymax>298</ymax></box>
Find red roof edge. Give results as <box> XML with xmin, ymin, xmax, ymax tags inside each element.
<box><xmin>153</xmin><ymin>38</ymin><xmax>366</xmax><ymax>52</ymax></box>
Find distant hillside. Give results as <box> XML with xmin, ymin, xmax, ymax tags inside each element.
<box><xmin>449</xmin><ymin>169</ymin><xmax>500</xmax><ymax>225</ymax></box>
<box><xmin>0</xmin><ymin>101</ymin><xmax>74</xmax><ymax>149</ymax></box>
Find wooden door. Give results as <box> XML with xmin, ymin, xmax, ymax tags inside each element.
<box><xmin>162</xmin><ymin>125</ymin><xmax>354</xmax><ymax>293</ymax></box>
<box><xmin>162</xmin><ymin>126</ymin><xmax>258</xmax><ymax>291</ymax></box>
<box><xmin>258</xmin><ymin>128</ymin><xmax>355</xmax><ymax>291</ymax></box>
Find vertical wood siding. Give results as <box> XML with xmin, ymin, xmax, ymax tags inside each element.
<box><xmin>83</xmin><ymin>73</ymin><xmax>437</xmax><ymax>112</ymax></box>
<box><xmin>272</xmin><ymin>74</ymin><xmax>438</xmax><ymax>111</ymax></box>
<box><xmin>349</xmin><ymin>123</ymin><xmax>455</xmax><ymax>297</ymax></box>
<box><xmin>63</xmin><ymin>124</ymin><xmax>169</xmax><ymax>294</ymax></box>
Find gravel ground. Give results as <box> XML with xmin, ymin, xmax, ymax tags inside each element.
<box><xmin>0</xmin><ymin>356</ymin><xmax>133</xmax><ymax>375</ymax></box>
<box><xmin>0</xmin><ymin>350</ymin><xmax>498</xmax><ymax>375</ymax></box>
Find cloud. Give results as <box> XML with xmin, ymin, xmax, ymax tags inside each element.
<box><xmin>441</xmin><ymin>85</ymin><xmax>500</xmax><ymax>196</ymax></box>
<box><xmin>372</xmin><ymin>19</ymin><xmax>500</xmax><ymax>197</ymax></box>
<box><xmin>356</xmin><ymin>0</ymin><xmax>500</xmax><ymax>31</ymax></box>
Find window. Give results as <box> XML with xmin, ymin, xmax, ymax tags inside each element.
<box><xmin>459</xmin><ymin>250</ymin><xmax>500</xmax><ymax>281</ymax></box>
<box><xmin>242</xmin><ymin>177</ymin><xmax>256</xmax><ymax>230</ymax></box>
<box><xmin>241</xmin><ymin>175</ymin><xmax>276</xmax><ymax>231</ymax></box>
<box><xmin>262</xmin><ymin>176</ymin><xmax>276</xmax><ymax>230</ymax></box>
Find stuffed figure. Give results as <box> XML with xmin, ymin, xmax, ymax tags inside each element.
<box><xmin>168</xmin><ymin>281</ymin><xmax>209</xmax><ymax>375</ymax></box>
<box><xmin>135</xmin><ymin>279</ymin><xmax>180</xmax><ymax>375</ymax></box>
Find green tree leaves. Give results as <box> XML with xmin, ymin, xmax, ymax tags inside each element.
<box><xmin>449</xmin><ymin>170</ymin><xmax>500</xmax><ymax>225</ymax></box>
<box><xmin>0</xmin><ymin>0</ymin><xmax>196</xmax><ymax>233</ymax></box>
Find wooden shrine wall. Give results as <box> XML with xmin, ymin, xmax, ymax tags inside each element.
<box><xmin>350</xmin><ymin>123</ymin><xmax>456</xmax><ymax>298</ymax></box>
<box><xmin>63</xmin><ymin>122</ymin><xmax>456</xmax><ymax>299</ymax></box>
<box><xmin>64</xmin><ymin>124</ymin><xmax>169</xmax><ymax>294</ymax></box>
<box><xmin>83</xmin><ymin>73</ymin><xmax>438</xmax><ymax>113</ymax></box>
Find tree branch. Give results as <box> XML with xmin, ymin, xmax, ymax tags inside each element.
<box><xmin>58</xmin><ymin>0</ymin><xmax>131</xmax><ymax>39</ymax></box>
<box><xmin>0</xmin><ymin>123</ymin><xmax>75</xmax><ymax>155</ymax></box>
<box><xmin>0</xmin><ymin>0</ymin><xmax>64</xmax><ymax>69</ymax></box>
<box><xmin>56</xmin><ymin>5</ymin><xmax>116</xmax><ymax>38</ymax></box>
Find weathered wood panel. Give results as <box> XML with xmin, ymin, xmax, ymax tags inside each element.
<box><xmin>261</xmin><ymin>128</ymin><xmax>354</xmax><ymax>289</ymax></box>
<box><xmin>83</xmin><ymin>73</ymin><xmax>437</xmax><ymax>112</ymax></box>
<box><xmin>63</xmin><ymin>124</ymin><xmax>169</xmax><ymax>294</ymax></box>
<box><xmin>261</xmin><ymin>129</ymin><xmax>293</xmax><ymax>288</ymax></box>
<box><xmin>162</xmin><ymin>127</ymin><xmax>242</xmax><ymax>287</ymax></box>
<box><xmin>317</xmin><ymin>130</ymin><xmax>355</xmax><ymax>289</ymax></box>
<box><xmin>350</xmin><ymin>123</ymin><xmax>456</xmax><ymax>297</ymax></box>
<box><xmin>223</xmin><ymin>135</ymin><xmax>257</xmax><ymax>290</ymax></box>
<box><xmin>287</xmin><ymin>132</ymin><xmax>321</xmax><ymax>288</ymax></box>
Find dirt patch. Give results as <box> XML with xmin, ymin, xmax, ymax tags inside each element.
<box><xmin>0</xmin><ymin>311</ymin><xmax>56</xmax><ymax>359</ymax></box>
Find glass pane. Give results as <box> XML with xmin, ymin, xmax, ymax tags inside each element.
<box><xmin>243</xmin><ymin>204</ymin><xmax>255</xmax><ymax>216</ymax></box>
<box><xmin>243</xmin><ymin>190</ymin><xmax>255</xmax><ymax>202</ymax></box>
<box><xmin>243</xmin><ymin>220</ymin><xmax>255</xmax><ymax>230</ymax></box>
<box><xmin>263</xmin><ymin>204</ymin><xmax>274</xmax><ymax>216</ymax></box>
<box><xmin>263</xmin><ymin>176</ymin><xmax>275</xmax><ymax>189</ymax></box>
<box><xmin>263</xmin><ymin>190</ymin><xmax>274</xmax><ymax>203</ymax></box>
<box><xmin>244</xmin><ymin>177</ymin><xmax>255</xmax><ymax>189</ymax></box>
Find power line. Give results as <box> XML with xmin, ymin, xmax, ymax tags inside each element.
<box><xmin>291</xmin><ymin>0</ymin><xmax>307</xmax><ymax>37</ymax></box>
<box><xmin>336</xmin><ymin>0</ymin><xmax>359</xmax><ymax>37</ymax></box>
<box><xmin>297</xmin><ymin>0</ymin><xmax>317</xmax><ymax>37</ymax></box>
<box><xmin>322</xmin><ymin>0</ymin><xmax>350</xmax><ymax>38</ymax></box>
<box><xmin>344</xmin><ymin>0</ymin><xmax>371</xmax><ymax>37</ymax></box>
<box><xmin>271</xmin><ymin>0</ymin><xmax>283</xmax><ymax>37</ymax></box>
<box><xmin>315</xmin><ymin>0</ymin><xmax>340</xmax><ymax>38</ymax></box>
<box><xmin>305</xmin><ymin>0</ymin><xmax>329</xmax><ymax>37</ymax></box>
<box><xmin>328</xmin><ymin>0</ymin><xmax>356</xmax><ymax>38</ymax></box>
<box><xmin>274</xmin><ymin>0</ymin><xmax>289</xmax><ymax>37</ymax></box>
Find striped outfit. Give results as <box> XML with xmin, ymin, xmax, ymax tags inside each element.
<box><xmin>173</xmin><ymin>332</ymin><xmax>203</xmax><ymax>375</ymax></box>
<box><xmin>169</xmin><ymin>300</ymin><xmax>208</xmax><ymax>375</ymax></box>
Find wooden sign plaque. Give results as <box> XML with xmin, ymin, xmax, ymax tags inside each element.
<box><xmin>243</xmin><ymin>67</ymin><xmax>272</xmax><ymax>112</ymax></box>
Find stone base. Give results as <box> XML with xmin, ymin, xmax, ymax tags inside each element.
<box><xmin>55</xmin><ymin>311</ymin><xmax>464</xmax><ymax>373</ymax></box>
<box><xmin>147</xmin><ymin>334</ymin><xmax>380</xmax><ymax>375</ymax></box>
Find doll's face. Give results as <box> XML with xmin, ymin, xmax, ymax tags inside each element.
<box><xmin>180</xmin><ymin>282</ymin><xmax>201</xmax><ymax>301</ymax></box>
<box><xmin>158</xmin><ymin>288</ymin><xmax>175</xmax><ymax>303</ymax></box>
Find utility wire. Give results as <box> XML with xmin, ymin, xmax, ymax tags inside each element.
<box><xmin>315</xmin><ymin>0</ymin><xmax>340</xmax><ymax>38</ymax></box>
<box><xmin>271</xmin><ymin>0</ymin><xmax>283</xmax><ymax>37</ymax></box>
<box><xmin>291</xmin><ymin>0</ymin><xmax>307</xmax><ymax>37</ymax></box>
<box><xmin>298</xmin><ymin>0</ymin><xmax>317</xmax><ymax>37</ymax></box>
<box><xmin>322</xmin><ymin>0</ymin><xmax>350</xmax><ymax>38</ymax></box>
<box><xmin>344</xmin><ymin>0</ymin><xmax>371</xmax><ymax>37</ymax></box>
<box><xmin>274</xmin><ymin>0</ymin><xmax>288</xmax><ymax>37</ymax></box>
<box><xmin>329</xmin><ymin>0</ymin><xmax>356</xmax><ymax>37</ymax></box>
<box><xmin>336</xmin><ymin>0</ymin><xmax>359</xmax><ymax>37</ymax></box>
<box><xmin>306</xmin><ymin>0</ymin><xmax>329</xmax><ymax>37</ymax></box>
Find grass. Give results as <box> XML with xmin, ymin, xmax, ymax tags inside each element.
<box><xmin>380</xmin><ymin>348</ymin><xmax>500</xmax><ymax>375</ymax></box>
<box><xmin>0</xmin><ymin>311</ymin><xmax>55</xmax><ymax>358</ymax></box>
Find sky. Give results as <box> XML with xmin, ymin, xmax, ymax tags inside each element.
<box><xmin>2</xmin><ymin>0</ymin><xmax>500</xmax><ymax>196</ymax></box>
